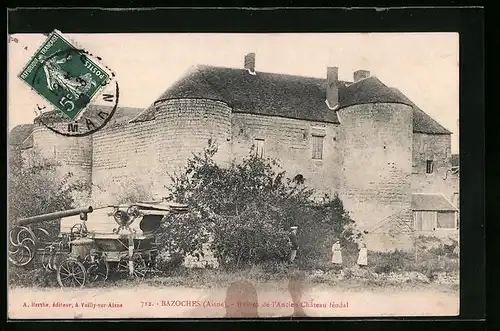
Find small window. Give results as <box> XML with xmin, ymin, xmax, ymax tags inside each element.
<box><xmin>436</xmin><ymin>211</ymin><xmax>456</xmax><ymax>229</ymax></box>
<box><xmin>426</xmin><ymin>160</ymin><xmax>434</xmax><ymax>173</ymax></box>
<box><xmin>312</xmin><ymin>135</ymin><xmax>324</xmax><ymax>160</ymax></box>
<box><xmin>255</xmin><ymin>139</ymin><xmax>265</xmax><ymax>157</ymax></box>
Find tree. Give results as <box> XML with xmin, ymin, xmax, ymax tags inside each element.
<box><xmin>161</xmin><ymin>139</ymin><xmax>361</xmax><ymax>269</ymax></box>
<box><xmin>8</xmin><ymin>146</ymin><xmax>89</xmax><ymax>236</ymax></box>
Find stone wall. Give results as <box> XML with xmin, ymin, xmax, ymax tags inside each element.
<box><xmin>337</xmin><ymin>103</ymin><xmax>414</xmax><ymax>232</ymax></box>
<box><xmin>31</xmin><ymin>125</ymin><xmax>93</xmax><ymax>204</ymax></box>
<box><xmin>91</xmin><ymin>99</ymin><xmax>232</xmax><ymax>205</ymax></box>
<box><xmin>411</xmin><ymin>133</ymin><xmax>458</xmax><ymax>206</ymax></box>
<box><xmin>231</xmin><ymin>112</ymin><xmax>342</xmax><ymax>198</ymax></box>
<box><xmin>91</xmin><ymin>120</ymin><xmax>160</xmax><ymax>205</ymax></box>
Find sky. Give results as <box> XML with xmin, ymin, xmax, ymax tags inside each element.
<box><xmin>8</xmin><ymin>33</ymin><xmax>459</xmax><ymax>152</ymax></box>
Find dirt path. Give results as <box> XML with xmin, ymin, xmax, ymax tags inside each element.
<box><xmin>8</xmin><ymin>284</ymin><xmax>459</xmax><ymax>319</ymax></box>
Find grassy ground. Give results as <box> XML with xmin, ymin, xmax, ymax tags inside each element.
<box><xmin>8</xmin><ymin>263</ymin><xmax>459</xmax><ymax>294</ymax></box>
<box><xmin>8</xmin><ymin>240</ymin><xmax>459</xmax><ymax>293</ymax></box>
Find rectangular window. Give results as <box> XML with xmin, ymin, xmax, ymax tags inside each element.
<box><xmin>312</xmin><ymin>135</ymin><xmax>324</xmax><ymax>160</ymax></box>
<box><xmin>414</xmin><ymin>211</ymin><xmax>436</xmax><ymax>231</ymax></box>
<box><xmin>426</xmin><ymin>160</ymin><xmax>434</xmax><ymax>173</ymax></box>
<box><xmin>436</xmin><ymin>211</ymin><xmax>456</xmax><ymax>229</ymax></box>
<box><xmin>255</xmin><ymin>138</ymin><xmax>265</xmax><ymax>157</ymax></box>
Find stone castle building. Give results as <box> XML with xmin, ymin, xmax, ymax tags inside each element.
<box><xmin>9</xmin><ymin>53</ymin><xmax>459</xmax><ymax>251</ymax></box>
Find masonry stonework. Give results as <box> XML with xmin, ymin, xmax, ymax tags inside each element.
<box><xmin>31</xmin><ymin>125</ymin><xmax>93</xmax><ymax>204</ymax></box>
<box><xmin>231</xmin><ymin>112</ymin><xmax>342</xmax><ymax>197</ymax></box>
<box><xmin>91</xmin><ymin>119</ymin><xmax>161</xmax><ymax>205</ymax></box>
<box><xmin>411</xmin><ymin>133</ymin><xmax>459</xmax><ymax>206</ymax></box>
<box><xmin>337</xmin><ymin>103</ymin><xmax>413</xmax><ymax>233</ymax></box>
<box><xmin>91</xmin><ymin>99</ymin><xmax>232</xmax><ymax>205</ymax></box>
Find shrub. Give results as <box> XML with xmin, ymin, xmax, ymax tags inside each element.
<box><xmin>368</xmin><ymin>236</ymin><xmax>459</xmax><ymax>277</ymax></box>
<box><xmin>161</xmin><ymin>140</ymin><xmax>361</xmax><ymax>270</ymax></box>
<box><xmin>8</xmin><ymin>147</ymin><xmax>89</xmax><ymax>235</ymax></box>
<box><xmin>8</xmin><ymin>262</ymin><xmax>58</xmax><ymax>287</ymax></box>
<box><xmin>370</xmin><ymin>250</ymin><xmax>414</xmax><ymax>274</ymax></box>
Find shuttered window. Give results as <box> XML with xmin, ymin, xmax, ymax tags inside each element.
<box><xmin>312</xmin><ymin>135</ymin><xmax>324</xmax><ymax>160</ymax></box>
<box><xmin>436</xmin><ymin>211</ymin><xmax>456</xmax><ymax>228</ymax></box>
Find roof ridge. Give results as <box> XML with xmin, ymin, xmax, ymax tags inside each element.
<box><xmin>344</xmin><ymin>75</ymin><xmax>377</xmax><ymax>87</ymax></box>
<box><xmin>196</xmin><ymin>64</ymin><xmax>349</xmax><ymax>83</ymax></box>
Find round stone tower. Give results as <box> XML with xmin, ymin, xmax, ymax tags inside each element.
<box><xmin>337</xmin><ymin>74</ymin><xmax>414</xmax><ymax>237</ymax></box>
<box><xmin>32</xmin><ymin>123</ymin><xmax>93</xmax><ymax>204</ymax></box>
<box><xmin>153</xmin><ymin>98</ymin><xmax>232</xmax><ymax>187</ymax></box>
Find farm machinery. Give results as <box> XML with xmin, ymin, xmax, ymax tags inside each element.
<box><xmin>8</xmin><ymin>200</ymin><xmax>188</xmax><ymax>287</ymax></box>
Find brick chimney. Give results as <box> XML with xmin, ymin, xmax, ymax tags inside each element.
<box><xmin>353</xmin><ymin>69</ymin><xmax>370</xmax><ymax>82</ymax></box>
<box><xmin>326</xmin><ymin>66</ymin><xmax>339</xmax><ymax>110</ymax></box>
<box><xmin>244</xmin><ymin>53</ymin><xmax>256</xmax><ymax>75</ymax></box>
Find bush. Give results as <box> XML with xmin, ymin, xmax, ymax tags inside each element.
<box><xmin>8</xmin><ymin>262</ymin><xmax>59</xmax><ymax>287</ymax></box>
<box><xmin>368</xmin><ymin>237</ymin><xmax>459</xmax><ymax>277</ymax></box>
<box><xmin>370</xmin><ymin>250</ymin><xmax>414</xmax><ymax>274</ymax></box>
<box><xmin>161</xmin><ymin>140</ymin><xmax>361</xmax><ymax>270</ymax></box>
<box><xmin>8</xmin><ymin>147</ymin><xmax>89</xmax><ymax>234</ymax></box>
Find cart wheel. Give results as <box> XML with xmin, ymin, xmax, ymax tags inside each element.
<box><xmin>87</xmin><ymin>260</ymin><xmax>110</xmax><ymax>283</ymax></box>
<box><xmin>132</xmin><ymin>254</ymin><xmax>148</xmax><ymax>278</ymax></box>
<box><xmin>57</xmin><ymin>259</ymin><xmax>86</xmax><ymax>288</ymax></box>
<box><xmin>117</xmin><ymin>254</ymin><xmax>148</xmax><ymax>279</ymax></box>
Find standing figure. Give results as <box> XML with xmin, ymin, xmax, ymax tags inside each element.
<box><xmin>331</xmin><ymin>240</ymin><xmax>342</xmax><ymax>264</ymax></box>
<box><xmin>357</xmin><ymin>242</ymin><xmax>368</xmax><ymax>267</ymax></box>
<box><xmin>289</xmin><ymin>226</ymin><xmax>299</xmax><ymax>263</ymax></box>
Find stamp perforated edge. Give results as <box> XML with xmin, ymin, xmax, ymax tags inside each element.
<box><xmin>17</xmin><ymin>29</ymin><xmax>118</xmax><ymax>121</ymax></box>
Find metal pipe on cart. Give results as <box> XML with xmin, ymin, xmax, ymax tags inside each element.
<box><xmin>128</xmin><ymin>234</ymin><xmax>134</xmax><ymax>276</ymax></box>
<box><xmin>14</xmin><ymin>207</ymin><xmax>94</xmax><ymax>226</ymax></box>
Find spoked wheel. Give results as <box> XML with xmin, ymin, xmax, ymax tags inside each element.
<box><xmin>57</xmin><ymin>258</ymin><xmax>87</xmax><ymax>288</ymax></box>
<box><xmin>132</xmin><ymin>254</ymin><xmax>148</xmax><ymax>278</ymax></box>
<box><xmin>117</xmin><ymin>254</ymin><xmax>148</xmax><ymax>279</ymax></box>
<box><xmin>69</xmin><ymin>223</ymin><xmax>87</xmax><ymax>240</ymax></box>
<box><xmin>86</xmin><ymin>260</ymin><xmax>110</xmax><ymax>284</ymax></box>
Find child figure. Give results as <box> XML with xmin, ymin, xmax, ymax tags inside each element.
<box><xmin>331</xmin><ymin>240</ymin><xmax>342</xmax><ymax>264</ymax></box>
<box><xmin>357</xmin><ymin>242</ymin><xmax>368</xmax><ymax>267</ymax></box>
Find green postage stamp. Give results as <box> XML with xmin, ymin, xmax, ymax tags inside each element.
<box><xmin>18</xmin><ymin>30</ymin><xmax>113</xmax><ymax>120</ymax></box>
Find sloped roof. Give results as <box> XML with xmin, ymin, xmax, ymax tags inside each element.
<box><xmin>33</xmin><ymin>105</ymin><xmax>143</xmax><ymax>129</ymax></box>
<box><xmin>8</xmin><ymin>124</ymin><xmax>34</xmax><ymax>146</ymax></box>
<box><xmin>132</xmin><ymin>65</ymin><xmax>452</xmax><ymax>135</ymax></box>
<box><xmin>411</xmin><ymin>193</ymin><xmax>458</xmax><ymax>211</ymax></box>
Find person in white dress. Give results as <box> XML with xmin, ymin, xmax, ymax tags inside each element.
<box><xmin>357</xmin><ymin>242</ymin><xmax>368</xmax><ymax>267</ymax></box>
<box><xmin>331</xmin><ymin>240</ymin><xmax>342</xmax><ymax>264</ymax></box>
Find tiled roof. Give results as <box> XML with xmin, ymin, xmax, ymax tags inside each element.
<box><xmin>132</xmin><ymin>65</ymin><xmax>452</xmax><ymax>135</ymax></box>
<box><xmin>33</xmin><ymin>105</ymin><xmax>143</xmax><ymax>129</ymax></box>
<box><xmin>8</xmin><ymin>124</ymin><xmax>34</xmax><ymax>147</ymax></box>
<box><xmin>411</xmin><ymin>193</ymin><xmax>458</xmax><ymax>211</ymax></box>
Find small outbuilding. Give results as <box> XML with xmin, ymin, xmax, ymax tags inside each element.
<box><xmin>411</xmin><ymin>193</ymin><xmax>459</xmax><ymax>236</ymax></box>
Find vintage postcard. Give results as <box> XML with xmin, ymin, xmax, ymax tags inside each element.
<box><xmin>7</xmin><ymin>32</ymin><xmax>460</xmax><ymax>319</ymax></box>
